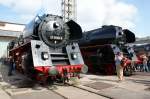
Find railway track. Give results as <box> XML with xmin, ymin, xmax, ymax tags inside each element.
<box><xmin>0</xmin><ymin>63</ymin><xmax>109</xmax><ymax>99</ymax></box>
<box><xmin>1</xmin><ymin>80</ymin><xmax>110</xmax><ymax>99</ymax></box>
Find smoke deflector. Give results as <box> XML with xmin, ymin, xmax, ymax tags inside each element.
<box><xmin>66</xmin><ymin>20</ymin><xmax>83</xmax><ymax>40</ymax></box>
<box><xmin>123</xmin><ymin>29</ymin><xmax>135</xmax><ymax>43</ymax></box>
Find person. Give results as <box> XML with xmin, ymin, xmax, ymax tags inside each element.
<box><xmin>115</xmin><ymin>52</ymin><xmax>124</xmax><ymax>82</ymax></box>
<box><xmin>138</xmin><ymin>54</ymin><xmax>144</xmax><ymax>72</ymax></box>
<box><xmin>8</xmin><ymin>56</ymin><xmax>14</xmax><ymax>76</ymax></box>
<box><xmin>147</xmin><ymin>54</ymin><xmax>150</xmax><ymax>71</ymax></box>
<box><xmin>142</xmin><ymin>54</ymin><xmax>149</xmax><ymax>72</ymax></box>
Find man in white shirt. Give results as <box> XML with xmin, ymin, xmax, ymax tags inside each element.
<box><xmin>115</xmin><ymin>52</ymin><xmax>124</xmax><ymax>81</ymax></box>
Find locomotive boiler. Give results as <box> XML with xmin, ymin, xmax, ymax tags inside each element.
<box><xmin>79</xmin><ymin>25</ymin><xmax>137</xmax><ymax>75</ymax></box>
<box><xmin>79</xmin><ymin>25</ymin><xmax>135</xmax><ymax>46</ymax></box>
<box><xmin>7</xmin><ymin>14</ymin><xmax>87</xmax><ymax>82</ymax></box>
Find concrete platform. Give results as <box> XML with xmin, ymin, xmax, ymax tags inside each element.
<box><xmin>54</xmin><ymin>86</ymin><xmax>108</xmax><ymax>99</ymax></box>
<box><xmin>0</xmin><ymin>88</ymin><xmax>11</xmax><ymax>99</ymax></box>
<box><xmin>1</xmin><ymin>62</ymin><xmax>150</xmax><ymax>99</ymax></box>
<box><xmin>84</xmin><ymin>82</ymin><xmax>114</xmax><ymax>90</ymax></box>
<box><xmin>0</xmin><ymin>63</ymin><xmax>67</xmax><ymax>99</ymax></box>
<box><xmin>76</xmin><ymin>73</ymin><xmax>150</xmax><ymax>99</ymax></box>
<box><xmin>98</xmin><ymin>87</ymin><xmax>150</xmax><ymax>99</ymax></box>
<box><xmin>11</xmin><ymin>90</ymin><xmax>66</xmax><ymax>99</ymax></box>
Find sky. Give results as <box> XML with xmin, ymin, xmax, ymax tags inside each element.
<box><xmin>0</xmin><ymin>0</ymin><xmax>149</xmax><ymax>38</ymax></box>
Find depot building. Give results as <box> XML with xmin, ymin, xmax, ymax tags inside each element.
<box><xmin>0</xmin><ymin>21</ymin><xmax>25</xmax><ymax>58</ymax></box>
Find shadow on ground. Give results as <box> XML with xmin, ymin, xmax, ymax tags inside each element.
<box><xmin>0</xmin><ymin>62</ymin><xmax>72</xmax><ymax>91</ymax></box>
<box><xmin>0</xmin><ymin>62</ymin><xmax>44</xmax><ymax>90</ymax></box>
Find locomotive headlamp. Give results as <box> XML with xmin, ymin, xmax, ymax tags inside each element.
<box><xmin>71</xmin><ymin>53</ymin><xmax>78</xmax><ymax>60</ymax></box>
<box><xmin>48</xmin><ymin>66</ymin><xmax>58</xmax><ymax>76</ymax></box>
<box><xmin>53</xmin><ymin>22</ymin><xmax>60</xmax><ymax>29</ymax></box>
<box><xmin>48</xmin><ymin>21</ymin><xmax>61</xmax><ymax>30</ymax></box>
<box><xmin>41</xmin><ymin>52</ymin><xmax>49</xmax><ymax>60</ymax></box>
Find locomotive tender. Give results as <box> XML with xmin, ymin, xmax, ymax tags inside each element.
<box><xmin>7</xmin><ymin>14</ymin><xmax>87</xmax><ymax>82</ymax></box>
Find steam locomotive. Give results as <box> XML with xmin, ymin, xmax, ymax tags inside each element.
<box><xmin>79</xmin><ymin>25</ymin><xmax>137</xmax><ymax>75</ymax></box>
<box><xmin>7</xmin><ymin>14</ymin><xmax>87</xmax><ymax>82</ymax></box>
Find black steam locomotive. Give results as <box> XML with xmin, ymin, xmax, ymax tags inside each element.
<box><xmin>79</xmin><ymin>25</ymin><xmax>137</xmax><ymax>75</ymax></box>
<box><xmin>7</xmin><ymin>14</ymin><xmax>87</xmax><ymax>82</ymax></box>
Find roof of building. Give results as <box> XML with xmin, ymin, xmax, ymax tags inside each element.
<box><xmin>0</xmin><ymin>29</ymin><xmax>22</xmax><ymax>37</ymax></box>
<box><xmin>0</xmin><ymin>20</ymin><xmax>25</xmax><ymax>25</ymax></box>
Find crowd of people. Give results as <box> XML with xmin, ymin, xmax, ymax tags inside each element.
<box><xmin>115</xmin><ymin>51</ymin><xmax>150</xmax><ymax>82</ymax></box>
<box><xmin>136</xmin><ymin>53</ymin><xmax>150</xmax><ymax>72</ymax></box>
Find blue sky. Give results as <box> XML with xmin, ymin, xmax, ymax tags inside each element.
<box><xmin>0</xmin><ymin>0</ymin><xmax>149</xmax><ymax>38</ymax></box>
<box><xmin>0</xmin><ymin>5</ymin><xmax>19</xmax><ymax>22</ymax></box>
<box><xmin>122</xmin><ymin>0</ymin><xmax>150</xmax><ymax>37</ymax></box>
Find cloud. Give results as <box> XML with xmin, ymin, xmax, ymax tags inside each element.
<box><xmin>0</xmin><ymin>0</ymin><xmax>41</xmax><ymax>14</ymax></box>
<box><xmin>0</xmin><ymin>0</ymin><xmax>42</xmax><ymax>23</ymax></box>
<box><xmin>0</xmin><ymin>0</ymin><xmax>138</xmax><ymax>30</ymax></box>
<box><xmin>77</xmin><ymin>0</ymin><xmax>138</xmax><ymax>31</ymax></box>
<box><xmin>42</xmin><ymin>0</ymin><xmax>61</xmax><ymax>15</ymax></box>
<box><xmin>0</xmin><ymin>0</ymin><xmax>62</xmax><ymax>23</ymax></box>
